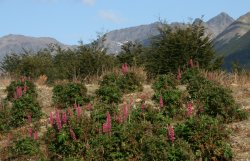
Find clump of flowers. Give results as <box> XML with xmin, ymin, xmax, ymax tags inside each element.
<box><xmin>70</xmin><ymin>128</ymin><xmax>77</xmax><ymax>141</ymax></box>
<box><xmin>55</xmin><ymin>110</ymin><xmax>62</xmax><ymax>131</ymax></box>
<box><xmin>121</xmin><ymin>63</ymin><xmax>129</xmax><ymax>75</ymax></box>
<box><xmin>187</xmin><ymin>102</ymin><xmax>193</xmax><ymax>116</ymax></box>
<box><xmin>159</xmin><ymin>95</ymin><xmax>164</xmax><ymax>108</ymax></box>
<box><xmin>167</xmin><ymin>125</ymin><xmax>175</xmax><ymax>143</ymax></box>
<box><xmin>103</xmin><ymin>111</ymin><xmax>112</xmax><ymax>134</ymax></box>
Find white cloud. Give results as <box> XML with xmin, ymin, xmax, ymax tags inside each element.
<box><xmin>99</xmin><ymin>10</ymin><xmax>124</xmax><ymax>23</ymax></box>
<box><xmin>82</xmin><ymin>0</ymin><xmax>95</xmax><ymax>6</ymax></box>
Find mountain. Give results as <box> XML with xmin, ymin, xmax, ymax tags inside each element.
<box><xmin>214</xmin><ymin>12</ymin><xmax>250</xmax><ymax>50</ymax></box>
<box><xmin>102</xmin><ymin>22</ymin><xmax>161</xmax><ymax>54</ymax></box>
<box><xmin>211</xmin><ymin>12</ymin><xmax>250</xmax><ymax>69</ymax></box>
<box><xmin>206</xmin><ymin>12</ymin><xmax>234</xmax><ymax>39</ymax></box>
<box><xmin>0</xmin><ymin>34</ymin><xmax>68</xmax><ymax>60</ymax></box>
<box><xmin>102</xmin><ymin>12</ymin><xmax>234</xmax><ymax>54</ymax></box>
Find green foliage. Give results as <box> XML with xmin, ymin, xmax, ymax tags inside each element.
<box><xmin>5</xmin><ymin>79</ymin><xmax>37</xmax><ymax>101</ymax></box>
<box><xmin>0</xmin><ymin>100</ymin><xmax>11</xmax><ymax>132</ymax></box>
<box><xmin>152</xmin><ymin>74</ymin><xmax>186</xmax><ymax>118</ymax></box>
<box><xmin>117</xmin><ymin>72</ymin><xmax>143</xmax><ymax>93</ymax></box>
<box><xmin>175</xmin><ymin>115</ymin><xmax>232</xmax><ymax>160</ymax></box>
<box><xmin>96</xmin><ymin>72</ymin><xmax>142</xmax><ymax>104</ymax></box>
<box><xmin>184</xmin><ymin>69</ymin><xmax>248</xmax><ymax>122</ymax></box>
<box><xmin>52</xmin><ymin>82</ymin><xmax>87</xmax><ymax>108</ymax></box>
<box><xmin>10</xmin><ymin>94</ymin><xmax>42</xmax><ymax>128</ymax></box>
<box><xmin>10</xmin><ymin>137</ymin><xmax>40</xmax><ymax>157</ymax></box>
<box><xmin>117</xmin><ymin>41</ymin><xmax>144</xmax><ymax>66</ymax></box>
<box><xmin>145</xmin><ymin>21</ymin><xmax>218</xmax><ymax>77</ymax></box>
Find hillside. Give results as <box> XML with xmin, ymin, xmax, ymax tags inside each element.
<box><xmin>0</xmin><ymin>34</ymin><xmax>68</xmax><ymax>60</ymax></box>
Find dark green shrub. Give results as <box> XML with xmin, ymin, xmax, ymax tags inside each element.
<box><xmin>185</xmin><ymin>71</ymin><xmax>248</xmax><ymax>122</ymax></box>
<box><xmin>9</xmin><ymin>137</ymin><xmax>40</xmax><ymax>157</ymax></box>
<box><xmin>96</xmin><ymin>72</ymin><xmax>142</xmax><ymax>104</ymax></box>
<box><xmin>117</xmin><ymin>72</ymin><xmax>143</xmax><ymax>93</ymax></box>
<box><xmin>10</xmin><ymin>94</ymin><xmax>42</xmax><ymax>128</ymax></box>
<box><xmin>175</xmin><ymin>115</ymin><xmax>232</xmax><ymax>160</ymax></box>
<box><xmin>96</xmin><ymin>85</ymin><xmax>122</xmax><ymax>104</ymax></box>
<box><xmin>0</xmin><ymin>100</ymin><xmax>11</xmax><ymax>132</ymax></box>
<box><xmin>52</xmin><ymin>82</ymin><xmax>87</xmax><ymax>108</ymax></box>
<box><xmin>5</xmin><ymin>79</ymin><xmax>37</xmax><ymax>101</ymax></box>
<box><xmin>152</xmin><ymin>74</ymin><xmax>186</xmax><ymax>118</ymax></box>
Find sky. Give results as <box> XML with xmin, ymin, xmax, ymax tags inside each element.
<box><xmin>0</xmin><ymin>0</ymin><xmax>249</xmax><ymax>45</ymax></box>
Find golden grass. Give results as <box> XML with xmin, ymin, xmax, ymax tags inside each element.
<box><xmin>201</xmin><ymin>70</ymin><xmax>250</xmax><ymax>88</ymax></box>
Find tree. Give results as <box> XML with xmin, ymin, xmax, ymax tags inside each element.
<box><xmin>117</xmin><ymin>41</ymin><xmax>144</xmax><ymax>66</ymax></box>
<box><xmin>145</xmin><ymin>21</ymin><xmax>220</xmax><ymax>77</ymax></box>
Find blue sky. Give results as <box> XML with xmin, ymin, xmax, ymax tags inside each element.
<box><xmin>0</xmin><ymin>0</ymin><xmax>249</xmax><ymax>45</ymax></box>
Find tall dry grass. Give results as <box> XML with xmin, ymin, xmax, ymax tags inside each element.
<box><xmin>201</xmin><ymin>70</ymin><xmax>250</xmax><ymax>88</ymax></box>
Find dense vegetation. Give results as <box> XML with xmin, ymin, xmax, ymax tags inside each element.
<box><xmin>0</xmin><ymin>21</ymin><xmax>248</xmax><ymax>160</ymax></box>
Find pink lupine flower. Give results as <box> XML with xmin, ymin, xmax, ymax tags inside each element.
<box><xmin>55</xmin><ymin>110</ymin><xmax>62</xmax><ymax>131</ymax></box>
<box><xmin>23</xmin><ymin>83</ymin><xmax>27</xmax><ymax>93</ymax></box>
<box><xmin>116</xmin><ymin>113</ymin><xmax>123</xmax><ymax>124</ymax></box>
<box><xmin>67</xmin><ymin>108</ymin><xmax>72</xmax><ymax>116</ymax></box>
<box><xmin>159</xmin><ymin>95</ymin><xmax>164</xmax><ymax>108</ymax></box>
<box><xmin>121</xmin><ymin>63</ymin><xmax>129</xmax><ymax>75</ymax></box>
<box><xmin>70</xmin><ymin>128</ymin><xmax>77</xmax><ymax>141</ymax></box>
<box><xmin>49</xmin><ymin>112</ymin><xmax>54</xmax><ymax>125</ymax></box>
<box><xmin>167</xmin><ymin>125</ymin><xmax>175</xmax><ymax>143</ymax></box>
<box><xmin>187</xmin><ymin>102</ymin><xmax>193</xmax><ymax>116</ymax></box>
<box><xmin>76</xmin><ymin>104</ymin><xmax>81</xmax><ymax>118</ymax></box>
<box><xmin>123</xmin><ymin>103</ymin><xmax>129</xmax><ymax>121</ymax></box>
<box><xmin>177</xmin><ymin>68</ymin><xmax>182</xmax><ymax>80</ymax></box>
<box><xmin>62</xmin><ymin>112</ymin><xmax>67</xmax><ymax>124</ymax></box>
<box><xmin>103</xmin><ymin>111</ymin><xmax>111</xmax><ymax>134</ymax></box>
<box><xmin>27</xmin><ymin>114</ymin><xmax>32</xmax><ymax>123</ymax></box>
<box><xmin>29</xmin><ymin>128</ymin><xmax>33</xmax><ymax>137</ymax></box>
<box><xmin>87</xmin><ymin>103</ymin><xmax>92</xmax><ymax>111</ymax></box>
<box><xmin>16</xmin><ymin>86</ymin><xmax>23</xmax><ymax>98</ymax></box>
<box><xmin>189</xmin><ymin>59</ymin><xmax>194</xmax><ymax>68</ymax></box>
<box><xmin>33</xmin><ymin>131</ymin><xmax>38</xmax><ymax>140</ymax></box>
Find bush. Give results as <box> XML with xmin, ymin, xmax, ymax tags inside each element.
<box><xmin>52</xmin><ymin>82</ymin><xmax>87</xmax><ymax>108</ymax></box>
<box><xmin>9</xmin><ymin>137</ymin><xmax>40</xmax><ymax>157</ymax></box>
<box><xmin>184</xmin><ymin>69</ymin><xmax>248</xmax><ymax>122</ymax></box>
<box><xmin>0</xmin><ymin>100</ymin><xmax>11</xmax><ymax>132</ymax></box>
<box><xmin>175</xmin><ymin>115</ymin><xmax>232</xmax><ymax>160</ymax></box>
<box><xmin>5</xmin><ymin>79</ymin><xmax>37</xmax><ymax>101</ymax></box>
<box><xmin>96</xmin><ymin>72</ymin><xmax>143</xmax><ymax>104</ymax></box>
<box><xmin>152</xmin><ymin>74</ymin><xmax>187</xmax><ymax>118</ymax></box>
<box><xmin>10</xmin><ymin>94</ymin><xmax>42</xmax><ymax>128</ymax></box>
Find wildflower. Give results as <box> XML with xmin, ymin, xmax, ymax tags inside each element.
<box><xmin>189</xmin><ymin>59</ymin><xmax>193</xmax><ymax>68</ymax></box>
<box><xmin>187</xmin><ymin>102</ymin><xmax>193</xmax><ymax>116</ymax></box>
<box><xmin>122</xmin><ymin>63</ymin><xmax>129</xmax><ymax>74</ymax></box>
<box><xmin>16</xmin><ymin>86</ymin><xmax>22</xmax><ymax>98</ymax></box>
<box><xmin>23</xmin><ymin>83</ymin><xmax>27</xmax><ymax>93</ymax></box>
<box><xmin>123</xmin><ymin>103</ymin><xmax>129</xmax><ymax>121</ymax></box>
<box><xmin>177</xmin><ymin>68</ymin><xmax>182</xmax><ymax>80</ymax></box>
<box><xmin>34</xmin><ymin>131</ymin><xmax>38</xmax><ymax>140</ymax></box>
<box><xmin>159</xmin><ymin>95</ymin><xmax>164</xmax><ymax>108</ymax></box>
<box><xmin>62</xmin><ymin>112</ymin><xmax>67</xmax><ymax>124</ymax></box>
<box><xmin>55</xmin><ymin>110</ymin><xmax>62</xmax><ymax>131</ymax></box>
<box><xmin>29</xmin><ymin>128</ymin><xmax>33</xmax><ymax>137</ymax></box>
<box><xmin>87</xmin><ymin>103</ymin><xmax>92</xmax><ymax>111</ymax></box>
<box><xmin>103</xmin><ymin>111</ymin><xmax>111</xmax><ymax>134</ymax></box>
<box><xmin>70</xmin><ymin>128</ymin><xmax>77</xmax><ymax>141</ymax></box>
<box><xmin>76</xmin><ymin>104</ymin><xmax>81</xmax><ymax>118</ymax></box>
<box><xmin>167</xmin><ymin>125</ymin><xmax>175</xmax><ymax>143</ymax></box>
<box><xmin>49</xmin><ymin>112</ymin><xmax>54</xmax><ymax>125</ymax></box>
<box><xmin>27</xmin><ymin>114</ymin><xmax>32</xmax><ymax>123</ymax></box>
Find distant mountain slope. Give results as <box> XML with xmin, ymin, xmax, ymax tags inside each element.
<box><xmin>0</xmin><ymin>34</ymin><xmax>67</xmax><ymax>60</ymax></box>
<box><xmin>214</xmin><ymin>12</ymin><xmax>250</xmax><ymax>50</ymax></box>
<box><xmin>206</xmin><ymin>12</ymin><xmax>234</xmax><ymax>39</ymax></box>
<box><xmin>102</xmin><ymin>12</ymin><xmax>234</xmax><ymax>54</ymax></box>
<box><xmin>103</xmin><ymin>22</ymin><xmax>161</xmax><ymax>54</ymax></box>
